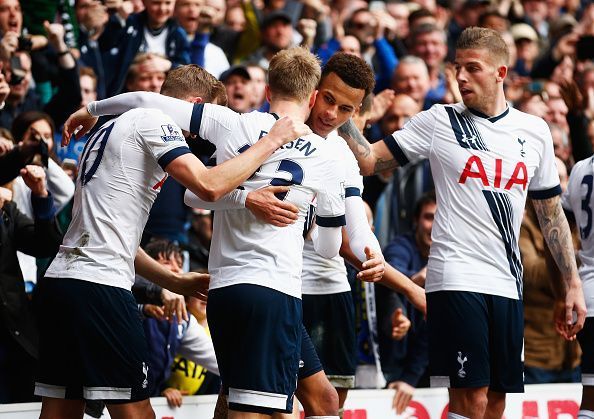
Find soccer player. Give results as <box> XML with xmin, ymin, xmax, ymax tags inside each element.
<box><xmin>336</xmin><ymin>27</ymin><xmax>587</xmax><ymax>418</ymax></box>
<box><xmin>562</xmin><ymin>156</ymin><xmax>594</xmax><ymax>419</ymax></box>
<box><xmin>35</xmin><ymin>66</ymin><xmax>310</xmax><ymax>419</ymax></box>
<box><xmin>71</xmin><ymin>53</ymin><xmax>424</xmax><ymax>417</ymax></box>
<box><xmin>66</xmin><ymin>48</ymin><xmax>352</xmax><ymax>418</ymax></box>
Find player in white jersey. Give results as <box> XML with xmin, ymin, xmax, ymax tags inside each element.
<box><xmin>562</xmin><ymin>156</ymin><xmax>594</xmax><ymax>419</ymax></box>
<box><xmin>74</xmin><ymin>48</ymin><xmax>350</xmax><ymax>418</ymax></box>
<box><xmin>72</xmin><ymin>53</ymin><xmax>423</xmax><ymax>417</ymax></box>
<box><xmin>335</xmin><ymin>27</ymin><xmax>587</xmax><ymax>419</ymax></box>
<box><xmin>37</xmin><ymin>65</ymin><xmax>310</xmax><ymax>419</ymax></box>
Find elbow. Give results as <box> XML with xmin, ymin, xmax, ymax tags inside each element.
<box><xmin>359</xmin><ymin>160</ymin><xmax>375</xmax><ymax>176</ymax></box>
<box><xmin>199</xmin><ymin>186</ymin><xmax>219</xmax><ymax>202</ymax></box>
<box><xmin>316</xmin><ymin>242</ymin><xmax>341</xmax><ymax>259</ymax></box>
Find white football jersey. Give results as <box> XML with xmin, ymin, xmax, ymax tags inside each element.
<box><xmin>562</xmin><ymin>156</ymin><xmax>594</xmax><ymax>316</ymax></box>
<box><xmin>384</xmin><ymin>103</ymin><xmax>560</xmax><ymax>300</ymax></box>
<box><xmin>193</xmin><ymin>104</ymin><xmax>346</xmax><ymax>298</ymax></box>
<box><xmin>46</xmin><ymin>108</ymin><xmax>191</xmax><ymax>290</ymax></box>
<box><xmin>301</xmin><ymin>130</ymin><xmax>363</xmax><ymax>295</ymax></box>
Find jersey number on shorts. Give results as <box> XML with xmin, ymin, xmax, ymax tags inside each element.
<box><xmin>581</xmin><ymin>174</ymin><xmax>593</xmax><ymax>239</ymax></box>
<box><xmin>78</xmin><ymin>122</ymin><xmax>115</xmax><ymax>186</ymax></box>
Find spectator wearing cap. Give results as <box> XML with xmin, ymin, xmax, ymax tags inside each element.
<box><xmin>511</xmin><ymin>23</ymin><xmax>540</xmax><ymax>77</ymax></box>
<box><xmin>98</xmin><ymin>0</ymin><xmax>190</xmax><ymax>97</ymax></box>
<box><xmin>174</xmin><ymin>0</ymin><xmax>230</xmax><ymax>79</ymax></box>
<box><xmin>219</xmin><ymin>65</ymin><xmax>252</xmax><ymax>113</ymax></box>
<box><xmin>246</xmin><ymin>10</ymin><xmax>294</xmax><ymax>69</ymax></box>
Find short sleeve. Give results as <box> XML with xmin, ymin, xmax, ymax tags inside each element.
<box><xmin>190</xmin><ymin>103</ymin><xmax>241</xmax><ymax>149</ymax></box>
<box><xmin>382</xmin><ymin>106</ymin><xmax>437</xmax><ymax>165</ymax></box>
<box><xmin>528</xmin><ymin>122</ymin><xmax>561</xmax><ymax>200</ymax></box>
<box><xmin>135</xmin><ymin>110</ymin><xmax>191</xmax><ymax>170</ymax></box>
<box><xmin>315</xmin><ymin>156</ymin><xmax>346</xmax><ymax>227</ymax></box>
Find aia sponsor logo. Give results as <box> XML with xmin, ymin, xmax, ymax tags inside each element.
<box><xmin>459</xmin><ymin>155</ymin><xmax>528</xmax><ymax>191</ymax></box>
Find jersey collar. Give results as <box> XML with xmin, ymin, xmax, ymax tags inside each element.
<box><xmin>468</xmin><ymin>106</ymin><xmax>509</xmax><ymax>123</ymax></box>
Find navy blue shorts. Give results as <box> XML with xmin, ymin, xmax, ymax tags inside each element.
<box><xmin>427</xmin><ymin>291</ymin><xmax>524</xmax><ymax>393</ymax></box>
<box><xmin>302</xmin><ymin>291</ymin><xmax>356</xmax><ymax>388</ymax></box>
<box><xmin>298</xmin><ymin>325</ymin><xmax>323</xmax><ymax>380</ymax></box>
<box><xmin>34</xmin><ymin>278</ymin><xmax>151</xmax><ymax>402</ymax></box>
<box><xmin>578</xmin><ymin>317</ymin><xmax>594</xmax><ymax>386</ymax></box>
<box><xmin>207</xmin><ymin>284</ymin><xmax>301</xmax><ymax>415</ymax></box>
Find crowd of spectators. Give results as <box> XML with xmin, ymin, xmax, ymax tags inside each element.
<box><xmin>1</xmin><ymin>0</ymin><xmax>594</xmax><ymax>411</ymax></box>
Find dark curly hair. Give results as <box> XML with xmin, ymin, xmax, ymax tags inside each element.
<box><xmin>321</xmin><ymin>53</ymin><xmax>375</xmax><ymax>97</ymax></box>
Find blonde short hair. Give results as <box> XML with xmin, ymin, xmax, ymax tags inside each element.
<box><xmin>267</xmin><ymin>47</ymin><xmax>321</xmax><ymax>102</ymax></box>
<box><xmin>161</xmin><ymin>64</ymin><xmax>228</xmax><ymax>105</ymax></box>
<box><xmin>456</xmin><ymin>27</ymin><xmax>509</xmax><ymax>67</ymax></box>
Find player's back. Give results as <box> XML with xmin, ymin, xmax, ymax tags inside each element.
<box><xmin>563</xmin><ymin>156</ymin><xmax>594</xmax><ymax>315</ymax></box>
<box><xmin>46</xmin><ymin>108</ymin><xmax>189</xmax><ymax>290</ymax></box>
<box><xmin>203</xmin><ymin>109</ymin><xmax>346</xmax><ymax>299</ymax></box>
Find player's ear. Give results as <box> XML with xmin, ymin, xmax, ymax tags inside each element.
<box><xmin>265</xmin><ymin>85</ymin><xmax>272</xmax><ymax>104</ymax></box>
<box><xmin>308</xmin><ymin>90</ymin><xmax>318</xmax><ymax>110</ymax></box>
<box><xmin>188</xmin><ymin>96</ymin><xmax>204</xmax><ymax>104</ymax></box>
<box><xmin>496</xmin><ymin>65</ymin><xmax>507</xmax><ymax>83</ymax></box>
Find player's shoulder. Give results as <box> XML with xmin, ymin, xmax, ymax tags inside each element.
<box><xmin>240</xmin><ymin>110</ymin><xmax>277</xmax><ymax>124</ymax></box>
<box><xmin>507</xmin><ymin>107</ymin><xmax>549</xmax><ymax>131</ymax></box>
<box><xmin>119</xmin><ymin>107</ymin><xmax>175</xmax><ymax>126</ymax></box>
<box><xmin>571</xmin><ymin>156</ymin><xmax>594</xmax><ymax>177</ymax></box>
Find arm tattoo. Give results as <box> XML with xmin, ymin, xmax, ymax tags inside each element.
<box><xmin>338</xmin><ymin>119</ymin><xmax>398</xmax><ymax>174</ymax></box>
<box><xmin>374</xmin><ymin>158</ymin><xmax>398</xmax><ymax>173</ymax></box>
<box><xmin>532</xmin><ymin>196</ymin><xmax>578</xmax><ymax>287</ymax></box>
<box><xmin>338</xmin><ymin>119</ymin><xmax>371</xmax><ymax>158</ymax></box>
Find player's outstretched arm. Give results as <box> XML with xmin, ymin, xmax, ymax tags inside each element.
<box><xmin>134</xmin><ymin>248</ymin><xmax>209</xmax><ymax>303</ymax></box>
<box><xmin>167</xmin><ymin>117</ymin><xmax>311</xmax><ymax>201</ymax></box>
<box><xmin>338</xmin><ymin>119</ymin><xmax>400</xmax><ymax>176</ymax></box>
<box><xmin>379</xmin><ymin>264</ymin><xmax>427</xmax><ymax>315</ymax></box>
<box><xmin>184</xmin><ymin>188</ymin><xmax>248</xmax><ymax>211</ymax></box>
<box><xmin>62</xmin><ymin>92</ymin><xmax>195</xmax><ymax>144</ymax></box>
<box><xmin>532</xmin><ymin>195</ymin><xmax>587</xmax><ymax>340</ymax></box>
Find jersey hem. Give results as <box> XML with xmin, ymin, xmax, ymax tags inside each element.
<box><xmin>209</xmin><ymin>277</ymin><xmax>302</xmax><ymax>299</ymax></box>
<box><xmin>44</xmin><ymin>273</ymin><xmax>133</xmax><ymax>291</ymax></box>
<box><xmin>425</xmin><ymin>283</ymin><xmax>520</xmax><ymax>300</ymax></box>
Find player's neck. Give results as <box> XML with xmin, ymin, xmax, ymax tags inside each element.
<box><xmin>269</xmin><ymin>100</ymin><xmax>308</xmax><ymax>123</ymax></box>
<box><xmin>469</xmin><ymin>92</ymin><xmax>507</xmax><ymax>117</ymax></box>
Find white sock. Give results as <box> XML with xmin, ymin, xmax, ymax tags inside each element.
<box><xmin>448</xmin><ymin>414</ymin><xmax>470</xmax><ymax>419</ymax></box>
<box><xmin>578</xmin><ymin>410</ymin><xmax>594</xmax><ymax>419</ymax></box>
